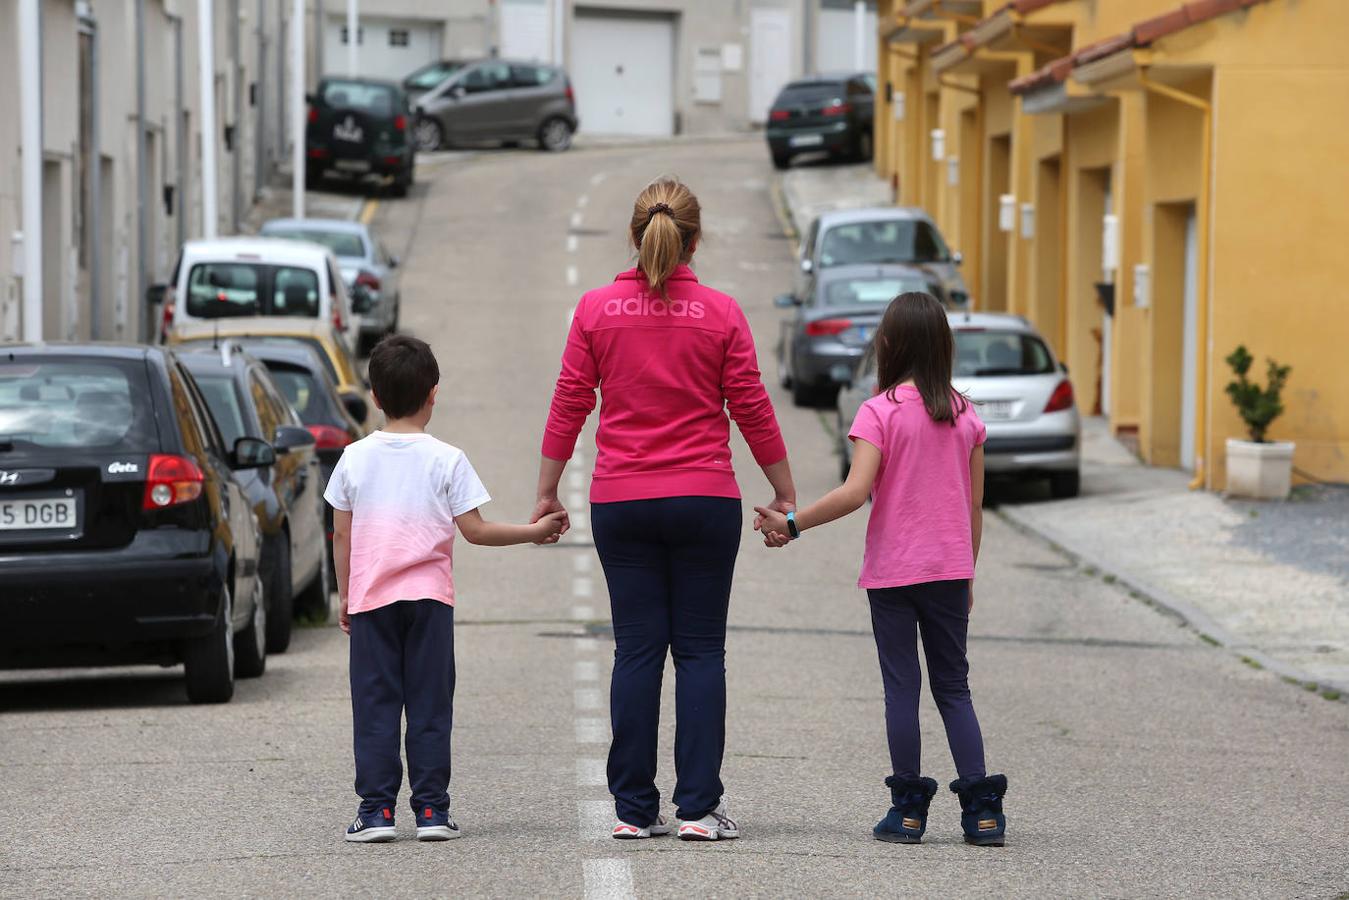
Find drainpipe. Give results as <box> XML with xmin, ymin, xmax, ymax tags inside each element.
<box><xmin>231</xmin><ymin>0</ymin><xmax>243</xmax><ymax>233</ymax></box>
<box><xmin>80</xmin><ymin>5</ymin><xmax>102</xmax><ymax>340</ymax></box>
<box><xmin>136</xmin><ymin>0</ymin><xmax>149</xmax><ymax>336</ymax></box>
<box><xmin>1139</xmin><ymin>68</ymin><xmax>1212</xmax><ymax>491</ymax></box>
<box><xmin>255</xmin><ymin>0</ymin><xmax>266</xmax><ymax>199</ymax></box>
<box><xmin>174</xmin><ymin>16</ymin><xmax>187</xmax><ymax>249</ymax></box>
<box><xmin>292</xmin><ymin>0</ymin><xmax>306</xmax><ymax>219</ymax></box>
<box><xmin>199</xmin><ymin>0</ymin><xmax>220</xmax><ymax>239</ymax></box>
<box><xmin>18</xmin><ymin>0</ymin><xmax>43</xmax><ymax>342</ymax></box>
<box><xmin>346</xmin><ymin>0</ymin><xmax>358</xmax><ymax>76</ymax></box>
<box><xmin>854</xmin><ymin>1</ymin><xmax>867</xmax><ymax>71</ymax></box>
<box><xmin>802</xmin><ymin>0</ymin><xmax>815</xmax><ymax>76</ymax></box>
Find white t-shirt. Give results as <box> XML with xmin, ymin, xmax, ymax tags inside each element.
<box><xmin>324</xmin><ymin>431</ymin><xmax>490</xmax><ymax>613</ymax></box>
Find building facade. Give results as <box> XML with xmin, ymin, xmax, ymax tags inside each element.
<box><xmin>873</xmin><ymin>0</ymin><xmax>1349</xmax><ymax>488</ymax></box>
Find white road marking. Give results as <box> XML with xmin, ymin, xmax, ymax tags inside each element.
<box><xmin>574</xmin><ymin>451</ymin><xmax>587</xmax><ymax>467</ymax></box>
<box><xmin>573</xmin><ymin>554</ymin><xmax>592</xmax><ymax>573</ymax></box>
<box><xmin>577</xmin><ymin>800</ymin><xmax>613</xmax><ymax>841</ymax></box>
<box><xmin>568</xmin><ymin>490</ymin><xmax>585</xmax><ymax>509</ymax></box>
<box><xmin>576</xmin><ymin>757</ymin><xmax>607</xmax><ymax>786</ymax></box>
<box><xmin>578</xmin><ymin>194</ymin><xmax>590</xmax><ymax>208</ymax></box>
<box><xmin>574</xmin><ymin>659</ymin><xmax>599</xmax><ymax>681</ymax></box>
<box><xmin>567</xmin><ymin>235</ymin><xmax>579</xmax><ymax>253</ymax></box>
<box><xmin>568</xmin><ymin>470</ymin><xmax>585</xmax><ymax>490</ymax></box>
<box><xmin>590</xmin><ymin>172</ymin><xmax>608</xmax><ymax>186</ymax></box>
<box><xmin>572</xmin><ymin>604</ymin><xmax>595</xmax><ymax>621</ymax></box>
<box><xmin>575</xmin><ymin>717</ymin><xmax>609</xmax><ymax>743</ymax></box>
<box><xmin>567</xmin><ymin>264</ymin><xmax>578</xmax><ymax>286</ymax></box>
<box><xmin>573</xmin><ymin>577</ymin><xmax>594</xmax><ymax>598</ymax></box>
<box><xmin>571</xmin><ymin>512</ymin><xmax>589</xmax><ymax>532</ymax></box>
<box><xmin>567</xmin><ymin>305</ymin><xmax>576</xmax><ymax>327</ymax></box>
<box><xmin>574</xmin><ymin>637</ymin><xmax>601</xmax><ymax>654</ymax></box>
<box><xmin>571</xmin><ymin>211</ymin><xmax>584</xmax><ymax>229</ymax></box>
<box><xmin>575</xmin><ymin>688</ymin><xmax>602</xmax><ymax>710</ymax></box>
<box><xmin>583</xmin><ymin>859</ymin><xmax>634</xmax><ymax>900</ymax></box>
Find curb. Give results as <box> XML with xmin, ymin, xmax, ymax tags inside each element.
<box><xmin>994</xmin><ymin>505</ymin><xmax>1349</xmax><ymax>702</ymax></box>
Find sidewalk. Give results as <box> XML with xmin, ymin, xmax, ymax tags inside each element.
<box><xmin>1001</xmin><ymin>418</ymin><xmax>1349</xmax><ymax>697</ymax></box>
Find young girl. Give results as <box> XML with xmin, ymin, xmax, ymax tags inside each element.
<box><xmin>755</xmin><ymin>291</ymin><xmax>1007</xmax><ymax>847</ymax></box>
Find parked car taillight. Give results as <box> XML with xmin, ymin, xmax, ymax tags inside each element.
<box><xmin>143</xmin><ymin>454</ymin><xmax>205</xmax><ymax>510</ymax></box>
<box><xmin>332</xmin><ymin>307</ymin><xmax>345</xmax><ymax>333</ymax></box>
<box><xmin>158</xmin><ymin>297</ymin><xmax>175</xmax><ymax>343</ymax></box>
<box><xmin>307</xmin><ymin>424</ymin><xmax>352</xmax><ymax>450</ymax></box>
<box><xmin>355</xmin><ymin>271</ymin><xmax>381</xmax><ymax>292</ymax></box>
<box><xmin>806</xmin><ymin>318</ymin><xmax>853</xmax><ymax>337</ymax></box>
<box><xmin>565</xmin><ymin>83</ymin><xmax>575</xmax><ymax>105</ymax></box>
<box><xmin>821</xmin><ymin>101</ymin><xmax>852</xmax><ymax>117</ymax></box>
<box><xmin>307</xmin><ymin>106</ymin><xmax>317</xmax><ymax>124</ymax></box>
<box><xmin>769</xmin><ymin>109</ymin><xmax>790</xmax><ymax>121</ymax></box>
<box><xmin>394</xmin><ymin>114</ymin><xmax>406</xmax><ymax>132</ymax></box>
<box><xmin>1044</xmin><ymin>380</ymin><xmax>1075</xmax><ymax>413</ymax></box>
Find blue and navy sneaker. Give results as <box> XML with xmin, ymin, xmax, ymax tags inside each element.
<box><xmin>345</xmin><ymin>806</ymin><xmax>396</xmax><ymax>843</ymax></box>
<box><xmin>416</xmin><ymin>805</ymin><xmax>461</xmax><ymax>841</ymax></box>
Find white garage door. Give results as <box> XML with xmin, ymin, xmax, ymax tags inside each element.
<box><xmin>501</xmin><ymin>0</ymin><xmax>552</xmax><ymax>63</ymax></box>
<box><xmin>323</xmin><ymin>17</ymin><xmax>443</xmax><ymax>84</ymax></box>
<box><xmin>572</xmin><ymin>12</ymin><xmax>674</xmax><ymax>138</ymax></box>
<box><xmin>817</xmin><ymin>6</ymin><xmax>878</xmax><ymax>73</ymax></box>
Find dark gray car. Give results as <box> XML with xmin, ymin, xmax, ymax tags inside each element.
<box><xmin>412</xmin><ymin>59</ymin><xmax>578</xmax><ymax>152</ymax></box>
<box><xmin>775</xmin><ymin>264</ymin><xmax>936</xmax><ymax>408</ymax></box>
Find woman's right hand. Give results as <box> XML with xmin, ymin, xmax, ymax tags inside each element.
<box><xmin>532</xmin><ymin>495</ymin><xmax>570</xmax><ymax>537</ymax></box>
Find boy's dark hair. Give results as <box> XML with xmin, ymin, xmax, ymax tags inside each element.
<box><xmin>874</xmin><ymin>291</ymin><xmax>968</xmax><ymax>426</ymax></box>
<box><xmin>367</xmin><ymin>334</ymin><xmax>439</xmax><ymax>419</ymax></box>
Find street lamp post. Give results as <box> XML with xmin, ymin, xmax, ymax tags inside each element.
<box><xmin>347</xmin><ymin>0</ymin><xmax>358</xmax><ymax>76</ymax></box>
<box><xmin>18</xmin><ymin>0</ymin><xmax>43</xmax><ymax>341</ymax></box>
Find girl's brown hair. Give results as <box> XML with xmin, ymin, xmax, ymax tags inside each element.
<box><xmin>630</xmin><ymin>177</ymin><xmax>701</xmax><ymax>299</ymax></box>
<box><xmin>875</xmin><ymin>291</ymin><xmax>968</xmax><ymax>426</ymax></box>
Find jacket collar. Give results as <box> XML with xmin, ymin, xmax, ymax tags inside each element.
<box><xmin>615</xmin><ymin>264</ymin><xmax>699</xmax><ymax>285</ymax></box>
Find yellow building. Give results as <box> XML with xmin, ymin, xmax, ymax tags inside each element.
<box><xmin>874</xmin><ymin>0</ymin><xmax>1349</xmax><ymax>489</ymax></box>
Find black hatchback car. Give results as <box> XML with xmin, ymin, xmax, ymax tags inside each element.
<box><xmin>766</xmin><ymin>74</ymin><xmax>875</xmax><ymax>169</ymax></box>
<box><xmin>306</xmin><ymin>77</ymin><xmax>416</xmax><ymax>196</ymax></box>
<box><xmin>178</xmin><ymin>344</ymin><xmax>327</xmax><ymax>652</ymax></box>
<box><xmin>0</xmin><ymin>345</ymin><xmax>272</xmax><ymax>703</ymax></box>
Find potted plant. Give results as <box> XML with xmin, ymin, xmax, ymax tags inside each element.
<box><xmin>1223</xmin><ymin>345</ymin><xmax>1294</xmax><ymax>500</ymax></box>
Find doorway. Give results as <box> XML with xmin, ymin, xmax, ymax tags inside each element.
<box><xmin>982</xmin><ymin>133</ymin><xmax>1010</xmax><ymax>311</ymax></box>
<box><xmin>1034</xmin><ymin>155</ymin><xmax>1062</xmax><ymax>349</ymax></box>
<box><xmin>749</xmin><ymin>7</ymin><xmax>792</xmax><ymax>124</ymax></box>
<box><xmin>1069</xmin><ymin>166</ymin><xmax>1110</xmax><ymax>414</ymax></box>
<box><xmin>1149</xmin><ymin>201</ymin><xmax>1198</xmax><ymax>469</ymax></box>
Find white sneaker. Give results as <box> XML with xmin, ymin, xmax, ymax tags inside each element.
<box><xmin>612</xmin><ymin>815</ymin><xmax>673</xmax><ymax>840</ymax></box>
<box><xmin>677</xmin><ymin>800</ymin><xmax>739</xmax><ymax>841</ymax></box>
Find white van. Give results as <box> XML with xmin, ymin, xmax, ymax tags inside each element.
<box><xmin>154</xmin><ymin>237</ymin><xmax>358</xmax><ymax>349</ymax></box>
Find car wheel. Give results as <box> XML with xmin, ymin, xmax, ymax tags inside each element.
<box><xmin>265</xmin><ymin>533</ymin><xmax>294</xmax><ymax>654</ymax></box>
<box><xmin>538</xmin><ymin>117</ymin><xmax>574</xmax><ymax>152</ymax></box>
<box><xmin>792</xmin><ymin>379</ymin><xmax>838</xmax><ymax>409</ymax></box>
<box><xmin>184</xmin><ymin>581</ymin><xmax>235</xmax><ymax>704</ymax></box>
<box><xmin>234</xmin><ymin>573</ymin><xmax>267</xmax><ymax>679</ymax></box>
<box><xmin>838</xmin><ymin>441</ymin><xmax>852</xmax><ymax>484</ymax></box>
<box><xmin>390</xmin><ymin>166</ymin><xmax>412</xmax><ymax>199</ymax></box>
<box><xmin>295</xmin><ymin>540</ymin><xmax>331</xmax><ymax>621</ymax></box>
<box><xmin>771</xmin><ymin>150</ymin><xmax>791</xmax><ymax>170</ymax></box>
<box><xmin>414</xmin><ymin>117</ymin><xmax>443</xmax><ymax>152</ymax></box>
<box><xmin>304</xmin><ymin>168</ymin><xmax>322</xmax><ymax>191</ymax></box>
<box><xmin>1050</xmin><ymin>469</ymin><xmax>1081</xmax><ymax>499</ymax></box>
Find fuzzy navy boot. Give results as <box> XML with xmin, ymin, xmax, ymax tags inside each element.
<box><xmin>873</xmin><ymin>776</ymin><xmax>939</xmax><ymax>843</ymax></box>
<box><xmin>949</xmin><ymin>774</ymin><xmax>1008</xmax><ymax>846</ymax></box>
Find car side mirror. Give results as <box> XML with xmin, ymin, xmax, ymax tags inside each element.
<box><xmin>1060</xmin><ymin>361</ymin><xmax>1069</xmax><ymax>374</ymax></box>
<box><xmin>451</xmin><ymin>85</ymin><xmax>466</xmax><ymax>99</ymax></box>
<box><xmin>146</xmin><ymin>283</ymin><xmax>168</xmax><ymax>306</ymax></box>
<box><xmin>350</xmin><ymin>285</ymin><xmax>375</xmax><ymax>314</ymax></box>
<box><xmin>387</xmin><ymin>256</ymin><xmax>399</xmax><ymax>269</ymax></box>
<box><xmin>232</xmin><ymin>436</ymin><xmax>276</xmax><ymax>469</ymax></box>
<box><xmin>273</xmin><ymin>424</ymin><xmax>316</xmax><ymax>454</ymax></box>
<box><xmin>952</xmin><ymin>251</ymin><xmax>964</xmax><ymax>266</ymax></box>
<box><xmin>774</xmin><ymin>293</ymin><xmax>798</xmax><ymax>309</ymax></box>
<box><xmin>340</xmin><ymin>390</ymin><xmax>369</xmax><ymax>424</ymax></box>
<box><xmin>800</xmin><ymin>258</ymin><xmax>814</xmax><ymax>274</ymax></box>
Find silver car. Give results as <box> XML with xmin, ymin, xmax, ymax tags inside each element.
<box><xmin>259</xmin><ymin>218</ymin><xmax>401</xmax><ymax>354</ymax></box>
<box><xmin>412</xmin><ymin>59</ymin><xmax>578</xmax><ymax>153</ymax></box>
<box><xmin>835</xmin><ymin>312</ymin><xmax>1081</xmax><ymax>496</ymax></box>
<box><xmin>797</xmin><ymin>207</ymin><xmax>969</xmax><ymax>308</ymax></box>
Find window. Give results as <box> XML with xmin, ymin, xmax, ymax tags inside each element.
<box><xmin>819</xmin><ymin>220</ymin><xmax>952</xmax><ymax>267</ymax></box>
<box><xmin>248</xmin><ymin>372</ymin><xmax>283</xmax><ymax>438</ymax></box>
<box><xmin>265</xmin><ymin>366</ymin><xmax>326</xmax><ymax>425</ymax></box>
<box><xmin>953</xmin><ymin>332</ymin><xmax>1055</xmax><ymax>378</ymax></box>
<box><xmin>510</xmin><ymin>65</ymin><xmax>553</xmax><ymax>88</ymax></box>
<box><xmin>406</xmin><ymin>61</ymin><xmax>463</xmax><ymax>90</ymax></box>
<box><xmin>195</xmin><ymin>375</ymin><xmax>250</xmax><ymax>448</ymax></box>
<box><xmin>339</xmin><ymin>26</ymin><xmax>363</xmax><ymax>45</ymax></box>
<box><xmin>0</xmin><ymin>358</ymin><xmax>154</xmax><ymax>452</ymax></box>
<box><xmin>273</xmin><ymin>267</ymin><xmax>321</xmax><ymax>317</ymax></box>
<box><xmin>694</xmin><ymin>48</ymin><xmax>722</xmax><ymax>104</ymax></box>
<box><xmin>186</xmin><ymin>263</ymin><xmax>262</xmax><ymax>318</ymax></box>
<box><xmin>389</xmin><ymin>29</ymin><xmax>410</xmax><ymax>47</ymax></box>
<box><xmin>321</xmin><ymin>80</ymin><xmax>396</xmax><ymax>116</ymax></box>
<box><xmin>261</xmin><ymin>226</ymin><xmax>367</xmax><ymax>259</ymax></box>
<box><xmin>461</xmin><ymin>63</ymin><xmax>512</xmax><ymax>94</ymax></box>
<box><xmin>823</xmin><ymin>276</ymin><xmax>927</xmax><ymax>307</ymax></box>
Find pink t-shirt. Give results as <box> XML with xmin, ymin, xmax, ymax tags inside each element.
<box><xmin>323</xmin><ymin>431</ymin><xmax>491</xmax><ymax>614</ymax></box>
<box><xmin>847</xmin><ymin>386</ymin><xmax>986</xmax><ymax>589</ymax></box>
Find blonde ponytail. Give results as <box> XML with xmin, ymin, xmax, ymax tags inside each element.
<box><xmin>630</xmin><ymin>178</ymin><xmax>701</xmax><ymax>299</ymax></box>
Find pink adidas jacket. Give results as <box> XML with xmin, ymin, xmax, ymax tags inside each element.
<box><xmin>542</xmin><ymin>265</ymin><xmax>787</xmax><ymax>503</ymax></box>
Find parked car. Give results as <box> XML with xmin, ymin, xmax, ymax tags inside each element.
<box><xmin>836</xmin><ymin>312</ymin><xmax>1081</xmax><ymax>496</ymax></box>
<box><xmin>796</xmin><ymin>207</ymin><xmax>969</xmax><ymax>308</ymax></box>
<box><xmin>306</xmin><ymin>77</ymin><xmax>416</xmax><ymax>196</ymax></box>
<box><xmin>412</xmin><ymin>59</ymin><xmax>578</xmax><ymax>153</ymax></box>
<box><xmin>766</xmin><ymin>74</ymin><xmax>874</xmax><ymax>169</ymax></box>
<box><xmin>178</xmin><ymin>344</ymin><xmax>328</xmax><ymax>648</ymax></box>
<box><xmin>152</xmin><ymin>237</ymin><xmax>359</xmax><ymax>351</ymax></box>
<box><xmin>775</xmin><ymin>264</ymin><xmax>935</xmax><ymax>407</ymax></box>
<box><xmin>402</xmin><ymin>58</ymin><xmax>467</xmax><ymax>103</ymax></box>
<box><xmin>0</xmin><ymin>344</ymin><xmax>271</xmax><ymax>703</ymax></box>
<box><xmin>259</xmin><ymin>218</ymin><xmax>402</xmax><ymax>354</ymax></box>
<box><xmin>167</xmin><ymin>317</ymin><xmax>376</xmax><ymax>433</ymax></box>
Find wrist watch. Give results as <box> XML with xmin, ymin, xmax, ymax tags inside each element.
<box><xmin>785</xmin><ymin>511</ymin><xmax>800</xmax><ymax>540</ymax></box>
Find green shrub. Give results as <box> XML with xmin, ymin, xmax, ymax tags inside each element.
<box><xmin>1224</xmin><ymin>345</ymin><xmax>1290</xmax><ymax>443</ymax></box>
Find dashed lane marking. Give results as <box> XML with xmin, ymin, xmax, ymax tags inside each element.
<box><xmin>571</xmin><ymin>211</ymin><xmax>584</xmax><ymax>229</ymax></box>
<box><xmin>590</xmin><ymin>172</ymin><xmax>608</xmax><ymax>186</ymax></box>
<box><xmin>567</xmin><ymin>235</ymin><xmax>579</xmax><ymax>253</ymax></box>
<box><xmin>576</xmin><ymin>758</ymin><xmax>607</xmax><ymax>786</ymax></box>
<box><xmin>574</xmin><ymin>660</ymin><xmax>599</xmax><ymax>681</ymax></box>
<box><xmin>573</xmin><ymin>555</ymin><xmax>592</xmax><ymax>573</ymax></box>
<box><xmin>572</xmin><ymin>604</ymin><xmax>595</xmax><ymax>621</ymax></box>
<box><xmin>574</xmin><ymin>688</ymin><xmax>602</xmax><ymax>710</ymax></box>
<box><xmin>583</xmin><ymin>859</ymin><xmax>635</xmax><ymax>900</ymax></box>
<box><xmin>574</xmin><ymin>637</ymin><xmax>601</xmax><ymax>654</ymax></box>
<box><xmin>575</xmin><ymin>718</ymin><xmax>609</xmax><ymax>743</ymax></box>
<box><xmin>573</xmin><ymin>577</ymin><xmax>594</xmax><ymax>599</ymax></box>
<box><xmin>567</xmin><ymin>264</ymin><xmax>578</xmax><ymax>286</ymax></box>
<box><xmin>578</xmin><ymin>194</ymin><xmax>590</xmax><ymax>208</ymax></box>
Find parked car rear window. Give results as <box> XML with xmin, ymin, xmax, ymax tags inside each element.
<box><xmin>263</xmin><ymin>227</ymin><xmax>366</xmax><ymax>259</ymax></box>
<box><xmin>824</xmin><ymin>276</ymin><xmax>927</xmax><ymax>307</ymax></box>
<box><xmin>775</xmin><ymin>82</ymin><xmax>846</xmax><ymax>106</ymax></box>
<box><xmin>322</xmin><ymin>81</ymin><xmax>397</xmax><ymax>115</ymax></box>
<box><xmin>265</xmin><ymin>366</ymin><xmax>331</xmax><ymax>425</ymax></box>
<box><xmin>511</xmin><ymin>65</ymin><xmax>555</xmax><ymax>87</ymax></box>
<box><xmin>193</xmin><ymin>375</ymin><xmax>249</xmax><ymax>447</ymax></box>
<box><xmin>820</xmin><ymin>220</ymin><xmax>951</xmax><ymax>266</ymax></box>
<box><xmin>185</xmin><ymin>263</ymin><xmax>321</xmax><ymax>319</ymax></box>
<box><xmin>0</xmin><ymin>358</ymin><xmax>156</xmax><ymax>452</ymax></box>
<box><xmin>406</xmin><ymin>61</ymin><xmax>463</xmax><ymax>90</ymax></box>
<box><xmin>954</xmin><ymin>331</ymin><xmax>1055</xmax><ymax>377</ymax></box>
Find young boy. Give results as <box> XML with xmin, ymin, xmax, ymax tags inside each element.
<box><xmin>324</xmin><ymin>335</ymin><xmax>565</xmax><ymax>843</ymax></box>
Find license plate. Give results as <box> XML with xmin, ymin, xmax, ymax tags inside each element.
<box><xmin>981</xmin><ymin>400</ymin><xmax>1015</xmax><ymax>420</ymax></box>
<box><xmin>334</xmin><ymin>159</ymin><xmax>371</xmax><ymax>173</ymax></box>
<box><xmin>0</xmin><ymin>496</ymin><xmax>78</xmax><ymax>531</ymax></box>
<box><xmin>852</xmin><ymin>326</ymin><xmax>873</xmax><ymax>342</ymax></box>
<box><xmin>789</xmin><ymin>133</ymin><xmax>824</xmax><ymax>148</ymax></box>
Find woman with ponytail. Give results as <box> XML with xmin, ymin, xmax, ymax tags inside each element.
<box><xmin>535</xmin><ymin>177</ymin><xmax>795</xmax><ymax>841</ymax></box>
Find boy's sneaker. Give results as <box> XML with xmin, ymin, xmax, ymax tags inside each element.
<box><xmin>611</xmin><ymin>815</ymin><xmax>672</xmax><ymax>840</ymax></box>
<box><xmin>416</xmin><ymin>805</ymin><xmax>462</xmax><ymax>841</ymax></box>
<box><xmin>677</xmin><ymin>800</ymin><xmax>739</xmax><ymax>841</ymax></box>
<box><xmin>345</xmin><ymin>807</ymin><xmax>396</xmax><ymax>843</ymax></box>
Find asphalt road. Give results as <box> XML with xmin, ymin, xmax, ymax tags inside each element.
<box><xmin>2</xmin><ymin>138</ymin><xmax>1347</xmax><ymax>899</ymax></box>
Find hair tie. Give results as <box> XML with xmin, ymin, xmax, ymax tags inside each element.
<box><xmin>646</xmin><ymin>202</ymin><xmax>673</xmax><ymax>222</ymax></box>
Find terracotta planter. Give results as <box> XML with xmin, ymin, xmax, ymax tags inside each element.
<box><xmin>1225</xmin><ymin>438</ymin><xmax>1294</xmax><ymax>500</ymax></box>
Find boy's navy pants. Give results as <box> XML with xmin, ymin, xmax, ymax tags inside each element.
<box><xmin>349</xmin><ymin>599</ymin><xmax>455</xmax><ymax>817</ymax></box>
<box><xmin>868</xmin><ymin>580</ymin><xmax>985</xmax><ymax>781</ymax></box>
<box><xmin>591</xmin><ymin>496</ymin><xmax>741</xmax><ymax>826</ymax></box>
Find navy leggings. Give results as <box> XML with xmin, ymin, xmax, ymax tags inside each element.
<box><xmin>868</xmin><ymin>580</ymin><xmax>986</xmax><ymax>781</ymax></box>
<box><xmin>591</xmin><ymin>496</ymin><xmax>742</xmax><ymax>826</ymax></box>
<box><xmin>349</xmin><ymin>599</ymin><xmax>455</xmax><ymax>817</ymax></box>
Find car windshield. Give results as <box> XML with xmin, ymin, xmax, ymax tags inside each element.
<box><xmin>185</xmin><ymin>263</ymin><xmax>321</xmax><ymax>319</ymax></box>
<box><xmin>820</xmin><ymin>220</ymin><xmax>951</xmax><ymax>266</ymax></box>
<box><xmin>264</xmin><ymin>366</ymin><xmax>329</xmax><ymax>425</ymax></box>
<box><xmin>175</xmin><ymin>336</ymin><xmax>341</xmax><ymax>385</ymax></box>
<box><xmin>775</xmin><ymin>82</ymin><xmax>846</xmax><ymax>107</ymax></box>
<box><xmin>0</xmin><ymin>358</ymin><xmax>156</xmax><ymax>452</ymax></box>
<box><xmin>954</xmin><ymin>330</ymin><xmax>1056</xmax><ymax>377</ymax></box>
<box><xmin>823</xmin><ymin>276</ymin><xmax>927</xmax><ymax>307</ymax></box>
<box><xmin>406</xmin><ymin>62</ymin><xmax>463</xmax><ymax>90</ymax></box>
<box><xmin>192</xmin><ymin>374</ymin><xmax>249</xmax><ymax>447</ymax></box>
<box><xmin>263</xmin><ymin>227</ymin><xmax>366</xmax><ymax>259</ymax></box>
<box><xmin>322</xmin><ymin>80</ymin><xmax>397</xmax><ymax>115</ymax></box>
